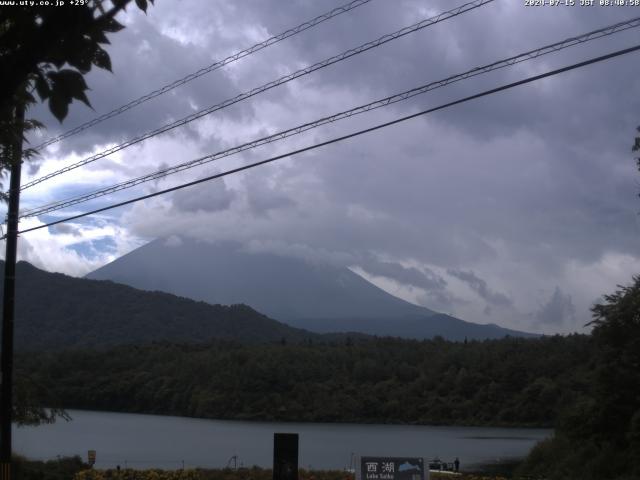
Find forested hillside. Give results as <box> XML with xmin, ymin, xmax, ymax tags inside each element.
<box><xmin>2</xmin><ymin>261</ymin><xmax>320</xmax><ymax>351</ymax></box>
<box><xmin>19</xmin><ymin>335</ymin><xmax>591</xmax><ymax>427</ymax></box>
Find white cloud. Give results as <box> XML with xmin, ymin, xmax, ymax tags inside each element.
<box><xmin>1</xmin><ymin>217</ymin><xmax>143</xmax><ymax>277</ymax></box>
<box><xmin>8</xmin><ymin>0</ymin><xmax>640</xmax><ymax>335</ymax></box>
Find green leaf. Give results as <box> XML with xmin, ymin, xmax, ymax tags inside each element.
<box><xmin>74</xmin><ymin>54</ymin><xmax>93</xmax><ymax>74</ymax></box>
<box><xmin>92</xmin><ymin>29</ymin><xmax>111</xmax><ymax>45</ymax></box>
<box><xmin>72</xmin><ymin>88</ymin><xmax>92</xmax><ymax>108</ymax></box>
<box><xmin>48</xmin><ymin>69</ymin><xmax>92</xmax><ymax>109</ymax></box>
<box><xmin>67</xmin><ymin>41</ymin><xmax>94</xmax><ymax>74</ymax></box>
<box><xmin>49</xmin><ymin>94</ymin><xmax>68</xmax><ymax>123</ymax></box>
<box><xmin>135</xmin><ymin>0</ymin><xmax>148</xmax><ymax>13</ymax></box>
<box><xmin>48</xmin><ymin>69</ymin><xmax>88</xmax><ymax>95</ymax></box>
<box><xmin>102</xmin><ymin>17</ymin><xmax>125</xmax><ymax>33</ymax></box>
<box><xmin>92</xmin><ymin>46</ymin><xmax>112</xmax><ymax>72</ymax></box>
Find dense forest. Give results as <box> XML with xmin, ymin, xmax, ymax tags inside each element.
<box><xmin>14</xmin><ymin>278</ymin><xmax>640</xmax><ymax>480</ymax></box>
<box><xmin>19</xmin><ymin>334</ymin><xmax>591</xmax><ymax>427</ymax></box>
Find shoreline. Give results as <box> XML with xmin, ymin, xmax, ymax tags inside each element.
<box><xmin>40</xmin><ymin>407</ymin><xmax>555</xmax><ymax>430</ymax></box>
<box><xmin>14</xmin><ymin>457</ymin><xmax>521</xmax><ymax>480</ymax></box>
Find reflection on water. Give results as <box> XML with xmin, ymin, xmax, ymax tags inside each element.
<box><xmin>15</xmin><ymin>410</ymin><xmax>551</xmax><ymax>470</ymax></box>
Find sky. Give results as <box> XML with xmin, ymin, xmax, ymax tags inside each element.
<box><xmin>5</xmin><ymin>0</ymin><xmax>640</xmax><ymax>335</ymax></box>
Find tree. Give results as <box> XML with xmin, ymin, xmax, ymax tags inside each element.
<box><xmin>522</xmin><ymin>127</ymin><xmax>640</xmax><ymax>480</ymax></box>
<box><xmin>0</xmin><ymin>0</ymin><xmax>153</xmax><ymax>427</ymax></box>
<box><xmin>517</xmin><ymin>278</ymin><xmax>640</xmax><ymax>480</ymax></box>
<box><xmin>0</xmin><ymin>0</ymin><xmax>154</xmax><ymax>178</ymax></box>
<box><xmin>633</xmin><ymin>125</ymin><xmax>640</xmax><ymax>174</ymax></box>
<box><xmin>517</xmin><ymin>132</ymin><xmax>640</xmax><ymax>479</ymax></box>
<box><xmin>1</xmin><ymin>0</ymin><xmax>153</xmax><ymax>117</ymax></box>
<box><xmin>588</xmin><ymin>277</ymin><xmax>640</xmax><ymax>467</ymax></box>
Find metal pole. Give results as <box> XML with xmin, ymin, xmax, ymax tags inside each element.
<box><xmin>0</xmin><ymin>102</ymin><xmax>24</xmax><ymax>480</ymax></box>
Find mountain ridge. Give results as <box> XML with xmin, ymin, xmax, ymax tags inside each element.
<box><xmin>86</xmin><ymin>237</ymin><xmax>537</xmax><ymax>340</ymax></box>
<box><xmin>2</xmin><ymin>260</ymin><xmax>327</xmax><ymax>352</ymax></box>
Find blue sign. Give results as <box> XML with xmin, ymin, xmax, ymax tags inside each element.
<box><xmin>358</xmin><ymin>457</ymin><xmax>427</xmax><ymax>480</ymax></box>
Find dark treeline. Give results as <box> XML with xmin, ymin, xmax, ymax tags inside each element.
<box><xmin>19</xmin><ymin>334</ymin><xmax>592</xmax><ymax>427</ymax></box>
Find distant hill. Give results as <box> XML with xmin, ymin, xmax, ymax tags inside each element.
<box><xmin>87</xmin><ymin>237</ymin><xmax>536</xmax><ymax>340</ymax></box>
<box><xmin>1</xmin><ymin>261</ymin><xmax>320</xmax><ymax>352</ymax></box>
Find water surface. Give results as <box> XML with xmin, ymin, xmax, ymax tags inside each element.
<box><xmin>14</xmin><ymin>410</ymin><xmax>550</xmax><ymax>470</ymax></box>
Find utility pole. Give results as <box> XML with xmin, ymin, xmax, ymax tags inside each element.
<box><xmin>1</xmin><ymin>102</ymin><xmax>25</xmax><ymax>480</ymax></box>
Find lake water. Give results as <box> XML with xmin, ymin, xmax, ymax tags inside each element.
<box><xmin>14</xmin><ymin>410</ymin><xmax>551</xmax><ymax>471</ymax></box>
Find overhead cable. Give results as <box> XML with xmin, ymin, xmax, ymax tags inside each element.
<box><xmin>19</xmin><ymin>0</ymin><xmax>494</xmax><ymax>192</ymax></box>
<box><xmin>19</xmin><ymin>16</ymin><xmax>640</xmax><ymax>219</ymax></box>
<box><xmin>31</xmin><ymin>0</ymin><xmax>375</xmax><ymax>152</ymax></box>
<box><xmin>12</xmin><ymin>43</ymin><xmax>640</xmax><ymax>238</ymax></box>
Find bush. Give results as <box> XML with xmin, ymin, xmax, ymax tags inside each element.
<box><xmin>14</xmin><ymin>455</ymin><xmax>88</xmax><ymax>480</ymax></box>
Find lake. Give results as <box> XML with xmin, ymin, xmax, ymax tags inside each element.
<box><xmin>14</xmin><ymin>410</ymin><xmax>551</xmax><ymax>470</ymax></box>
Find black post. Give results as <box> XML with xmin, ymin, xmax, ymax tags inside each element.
<box><xmin>273</xmin><ymin>433</ymin><xmax>298</xmax><ymax>480</ymax></box>
<box><xmin>0</xmin><ymin>102</ymin><xmax>24</xmax><ymax>480</ymax></box>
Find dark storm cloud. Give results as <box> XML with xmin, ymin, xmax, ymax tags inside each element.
<box><xmin>267</xmin><ymin>0</ymin><xmax>639</xmax><ymax>139</ymax></box>
<box><xmin>150</xmin><ymin>1</ymin><xmax>640</xmax><ymax>275</ymax></box>
<box><xmin>245</xmin><ymin>178</ymin><xmax>296</xmax><ymax>217</ymax></box>
<box><xmin>301</xmin><ymin>105</ymin><xmax>639</xmax><ymax>272</ymax></box>
<box><xmin>172</xmin><ymin>178</ymin><xmax>235</xmax><ymax>213</ymax></box>
<box><xmin>447</xmin><ymin>269</ymin><xmax>512</xmax><ymax>307</ymax></box>
<box><xmin>26</xmin><ymin>5</ymin><xmax>248</xmax><ymax>157</ymax></box>
<box><xmin>26</xmin><ymin>0</ymin><xmax>640</xmax><ymax>334</ymax></box>
<box><xmin>535</xmin><ymin>286</ymin><xmax>576</xmax><ymax>327</ymax></box>
<box><xmin>231</xmin><ymin>0</ymin><xmax>640</xmax><ymax>273</ymax></box>
<box><xmin>247</xmin><ymin>190</ymin><xmax>296</xmax><ymax>216</ymax></box>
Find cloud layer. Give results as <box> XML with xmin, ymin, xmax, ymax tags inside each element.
<box><xmin>5</xmin><ymin>0</ymin><xmax>640</xmax><ymax>334</ymax></box>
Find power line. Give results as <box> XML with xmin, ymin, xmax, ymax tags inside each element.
<box><xmin>19</xmin><ymin>16</ymin><xmax>640</xmax><ymax>219</ymax></box>
<box><xmin>30</xmin><ymin>0</ymin><xmax>375</xmax><ymax>152</ymax></box>
<box><xmin>12</xmin><ymin>43</ymin><xmax>640</xmax><ymax>238</ymax></box>
<box><xmin>19</xmin><ymin>0</ymin><xmax>494</xmax><ymax>192</ymax></box>
<box><xmin>22</xmin><ymin>0</ymin><xmax>492</xmax><ymax>190</ymax></box>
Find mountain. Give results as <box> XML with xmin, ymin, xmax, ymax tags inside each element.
<box><xmin>2</xmin><ymin>260</ymin><xmax>321</xmax><ymax>352</ymax></box>
<box><xmin>86</xmin><ymin>237</ymin><xmax>536</xmax><ymax>340</ymax></box>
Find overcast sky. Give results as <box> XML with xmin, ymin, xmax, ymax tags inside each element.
<box><xmin>5</xmin><ymin>0</ymin><xmax>640</xmax><ymax>334</ymax></box>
